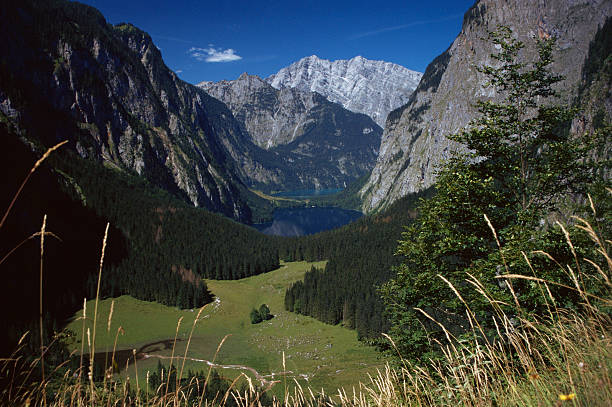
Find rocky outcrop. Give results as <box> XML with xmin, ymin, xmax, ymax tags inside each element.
<box><xmin>0</xmin><ymin>1</ymin><xmax>259</xmax><ymax>221</ymax></box>
<box><xmin>200</xmin><ymin>73</ymin><xmax>316</xmax><ymax>149</ymax></box>
<box><xmin>198</xmin><ymin>73</ymin><xmax>383</xmax><ymax>191</ymax></box>
<box><xmin>360</xmin><ymin>0</ymin><xmax>612</xmax><ymax>213</ymax></box>
<box><xmin>572</xmin><ymin>16</ymin><xmax>611</xmax><ymax>168</ymax></box>
<box><xmin>267</xmin><ymin>55</ymin><xmax>422</xmax><ymax>127</ymax></box>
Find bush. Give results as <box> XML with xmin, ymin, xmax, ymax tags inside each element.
<box><xmin>250</xmin><ymin>304</ymin><xmax>273</xmax><ymax>324</ymax></box>
<box><xmin>249</xmin><ymin>308</ymin><xmax>263</xmax><ymax>324</ymax></box>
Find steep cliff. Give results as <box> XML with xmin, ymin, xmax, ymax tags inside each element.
<box><xmin>267</xmin><ymin>55</ymin><xmax>422</xmax><ymax>127</ymax></box>
<box><xmin>572</xmin><ymin>16</ymin><xmax>612</xmax><ymax>166</ymax></box>
<box><xmin>198</xmin><ymin>73</ymin><xmax>382</xmax><ymax>191</ymax></box>
<box><xmin>360</xmin><ymin>0</ymin><xmax>612</xmax><ymax>213</ymax></box>
<box><xmin>0</xmin><ymin>0</ymin><xmax>256</xmax><ymax>221</ymax></box>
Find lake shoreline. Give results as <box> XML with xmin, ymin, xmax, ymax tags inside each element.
<box><xmin>253</xmin><ymin>206</ymin><xmax>363</xmax><ymax>237</ymax></box>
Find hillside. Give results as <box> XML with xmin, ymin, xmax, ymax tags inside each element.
<box><xmin>199</xmin><ymin>73</ymin><xmax>382</xmax><ymax>192</ymax></box>
<box><xmin>360</xmin><ymin>0</ymin><xmax>612</xmax><ymax>212</ymax></box>
<box><xmin>0</xmin><ymin>0</ymin><xmax>264</xmax><ymax>221</ymax></box>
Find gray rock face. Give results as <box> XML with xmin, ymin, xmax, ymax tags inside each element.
<box><xmin>360</xmin><ymin>0</ymin><xmax>612</xmax><ymax>213</ymax></box>
<box><xmin>267</xmin><ymin>55</ymin><xmax>422</xmax><ymax>127</ymax></box>
<box><xmin>198</xmin><ymin>73</ymin><xmax>383</xmax><ymax>192</ymax></box>
<box><xmin>198</xmin><ymin>73</ymin><xmax>320</xmax><ymax>149</ymax></box>
<box><xmin>571</xmin><ymin>17</ymin><xmax>612</xmax><ymax>169</ymax></box>
<box><xmin>0</xmin><ymin>5</ymin><xmax>254</xmax><ymax>222</ymax></box>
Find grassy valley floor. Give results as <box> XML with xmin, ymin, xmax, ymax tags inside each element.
<box><xmin>66</xmin><ymin>261</ymin><xmax>385</xmax><ymax>397</ymax></box>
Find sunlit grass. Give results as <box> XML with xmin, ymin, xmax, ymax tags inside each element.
<box><xmin>64</xmin><ymin>260</ymin><xmax>384</xmax><ymax>398</ymax></box>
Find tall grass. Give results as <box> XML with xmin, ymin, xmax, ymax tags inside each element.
<box><xmin>1</xmin><ymin>143</ymin><xmax>610</xmax><ymax>406</ymax></box>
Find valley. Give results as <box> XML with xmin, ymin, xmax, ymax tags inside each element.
<box><xmin>67</xmin><ymin>261</ymin><xmax>384</xmax><ymax>396</ymax></box>
<box><xmin>0</xmin><ymin>0</ymin><xmax>610</xmax><ymax>405</ymax></box>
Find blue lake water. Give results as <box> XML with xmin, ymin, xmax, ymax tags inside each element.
<box><xmin>272</xmin><ymin>188</ymin><xmax>342</xmax><ymax>198</ymax></box>
<box><xmin>254</xmin><ymin>206</ymin><xmax>362</xmax><ymax>237</ymax></box>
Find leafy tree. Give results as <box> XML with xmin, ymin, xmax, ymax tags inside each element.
<box><xmin>250</xmin><ymin>304</ymin><xmax>273</xmax><ymax>324</ymax></box>
<box><xmin>259</xmin><ymin>304</ymin><xmax>272</xmax><ymax>321</ymax></box>
<box><xmin>250</xmin><ymin>308</ymin><xmax>262</xmax><ymax>324</ymax></box>
<box><xmin>380</xmin><ymin>27</ymin><xmax>598</xmax><ymax>362</ymax></box>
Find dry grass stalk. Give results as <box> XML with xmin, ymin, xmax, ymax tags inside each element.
<box><xmin>0</xmin><ymin>140</ymin><xmax>68</xmax><ymax>230</ymax></box>
<box><xmin>39</xmin><ymin>214</ymin><xmax>47</xmax><ymax>407</ymax></box>
<box><xmin>89</xmin><ymin>222</ymin><xmax>109</xmax><ymax>405</ymax></box>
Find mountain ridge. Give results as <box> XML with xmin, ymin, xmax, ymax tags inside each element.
<box><xmin>360</xmin><ymin>0</ymin><xmax>612</xmax><ymax>213</ymax></box>
<box><xmin>198</xmin><ymin>72</ymin><xmax>382</xmax><ymax>192</ymax></box>
<box><xmin>0</xmin><ymin>3</ymin><xmax>257</xmax><ymax>222</ymax></box>
<box><xmin>266</xmin><ymin>55</ymin><xmax>422</xmax><ymax>127</ymax></box>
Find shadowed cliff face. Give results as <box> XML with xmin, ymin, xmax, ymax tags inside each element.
<box><xmin>571</xmin><ymin>17</ymin><xmax>612</xmax><ymax>168</ymax></box>
<box><xmin>199</xmin><ymin>73</ymin><xmax>382</xmax><ymax>192</ymax></box>
<box><xmin>0</xmin><ymin>0</ymin><xmax>255</xmax><ymax>221</ymax></box>
<box><xmin>360</xmin><ymin>0</ymin><xmax>612</xmax><ymax>213</ymax></box>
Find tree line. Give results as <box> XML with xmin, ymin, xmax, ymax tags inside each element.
<box><xmin>281</xmin><ymin>189</ymin><xmax>433</xmax><ymax>339</ymax></box>
<box><xmin>56</xmin><ymin>152</ymin><xmax>281</xmax><ymax>304</ymax></box>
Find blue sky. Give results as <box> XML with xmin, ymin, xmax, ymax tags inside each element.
<box><xmin>80</xmin><ymin>0</ymin><xmax>475</xmax><ymax>84</ymax></box>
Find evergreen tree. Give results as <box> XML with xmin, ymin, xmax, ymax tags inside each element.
<box><xmin>380</xmin><ymin>27</ymin><xmax>599</xmax><ymax>362</ymax></box>
<box><xmin>259</xmin><ymin>304</ymin><xmax>272</xmax><ymax>321</ymax></box>
<box><xmin>250</xmin><ymin>308</ymin><xmax>262</xmax><ymax>324</ymax></box>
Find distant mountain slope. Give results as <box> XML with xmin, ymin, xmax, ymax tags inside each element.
<box><xmin>0</xmin><ymin>0</ymin><xmax>286</xmax><ymax>352</ymax></box>
<box><xmin>198</xmin><ymin>73</ymin><xmax>382</xmax><ymax>191</ymax></box>
<box><xmin>0</xmin><ymin>0</ymin><xmax>257</xmax><ymax>221</ymax></box>
<box><xmin>267</xmin><ymin>55</ymin><xmax>422</xmax><ymax>127</ymax></box>
<box><xmin>360</xmin><ymin>0</ymin><xmax>612</xmax><ymax>213</ymax></box>
<box><xmin>572</xmin><ymin>16</ymin><xmax>612</xmax><ymax>167</ymax></box>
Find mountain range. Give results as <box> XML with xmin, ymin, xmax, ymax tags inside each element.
<box><xmin>267</xmin><ymin>55</ymin><xmax>422</xmax><ymax>128</ymax></box>
<box><xmin>0</xmin><ymin>1</ymin><xmax>384</xmax><ymax>222</ymax></box>
<box><xmin>1</xmin><ymin>0</ymin><xmax>609</xmax><ymax>221</ymax></box>
<box><xmin>198</xmin><ymin>73</ymin><xmax>382</xmax><ymax>192</ymax></box>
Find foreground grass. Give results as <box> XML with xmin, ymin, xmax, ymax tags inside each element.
<box><xmin>4</xmin><ymin>216</ymin><xmax>611</xmax><ymax>406</ymax></box>
<box><xmin>65</xmin><ymin>261</ymin><xmax>384</xmax><ymax>396</ymax></box>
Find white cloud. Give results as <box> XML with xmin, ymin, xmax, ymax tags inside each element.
<box><xmin>188</xmin><ymin>46</ymin><xmax>242</xmax><ymax>63</ymax></box>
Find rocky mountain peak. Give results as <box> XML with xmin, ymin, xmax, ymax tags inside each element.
<box><xmin>198</xmin><ymin>73</ymin><xmax>382</xmax><ymax>191</ymax></box>
<box><xmin>0</xmin><ymin>0</ymin><xmax>257</xmax><ymax>221</ymax></box>
<box><xmin>266</xmin><ymin>55</ymin><xmax>423</xmax><ymax>127</ymax></box>
<box><xmin>360</xmin><ymin>0</ymin><xmax>612</xmax><ymax>213</ymax></box>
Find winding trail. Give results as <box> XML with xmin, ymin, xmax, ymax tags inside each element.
<box><xmin>140</xmin><ymin>353</ymin><xmax>293</xmax><ymax>387</ymax></box>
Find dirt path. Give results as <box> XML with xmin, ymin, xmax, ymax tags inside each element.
<box><xmin>141</xmin><ymin>353</ymin><xmax>293</xmax><ymax>387</ymax></box>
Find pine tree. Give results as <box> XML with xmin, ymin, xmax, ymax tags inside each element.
<box><xmin>258</xmin><ymin>304</ymin><xmax>272</xmax><ymax>321</ymax></box>
<box><xmin>249</xmin><ymin>308</ymin><xmax>262</xmax><ymax>324</ymax></box>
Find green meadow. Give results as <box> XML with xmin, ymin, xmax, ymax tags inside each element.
<box><xmin>67</xmin><ymin>261</ymin><xmax>385</xmax><ymax>396</ymax></box>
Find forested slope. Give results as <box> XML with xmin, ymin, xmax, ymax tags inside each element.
<box><xmin>0</xmin><ymin>128</ymin><xmax>279</xmax><ymax>355</ymax></box>
<box><xmin>281</xmin><ymin>189</ymin><xmax>433</xmax><ymax>339</ymax></box>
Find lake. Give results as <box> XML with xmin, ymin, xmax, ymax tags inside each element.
<box><xmin>254</xmin><ymin>206</ymin><xmax>362</xmax><ymax>236</ymax></box>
